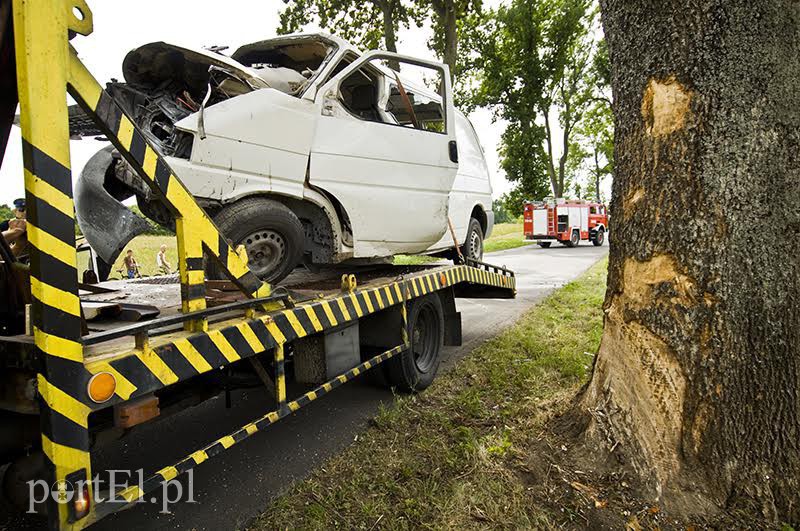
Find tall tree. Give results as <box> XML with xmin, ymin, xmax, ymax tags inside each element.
<box><xmin>278</xmin><ymin>0</ymin><xmax>415</xmax><ymax>70</ymax></box>
<box><xmin>567</xmin><ymin>99</ymin><xmax>613</xmax><ymax>201</ymax></box>
<box><xmin>470</xmin><ymin>0</ymin><xmax>599</xmax><ymax>203</ymax></box>
<box><xmin>578</xmin><ymin>0</ymin><xmax>800</xmax><ymax>522</ymax></box>
<box><xmin>422</xmin><ymin>0</ymin><xmax>482</xmax><ymax>80</ymax></box>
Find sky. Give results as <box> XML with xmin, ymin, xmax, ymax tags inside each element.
<box><xmin>0</xmin><ymin>0</ymin><xmax>511</xmax><ymax>206</ymax></box>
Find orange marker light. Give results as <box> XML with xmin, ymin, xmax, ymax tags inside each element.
<box><xmin>439</xmin><ymin>273</ymin><xmax>447</xmax><ymax>286</ymax></box>
<box><xmin>72</xmin><ymin>484</ymin><xmax>91</xmax><ymax>519</ymax></box>
<box><xmin>87</xmin><ymin>372</ymin><xmax>116</xmax><ymax>403</ymax></box>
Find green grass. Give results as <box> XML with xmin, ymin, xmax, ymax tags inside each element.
<box><xmin>483</xmin><ymin>221</ymin><xmax>532</xmax><ymax>253</ymax></box>
<box><xmin>75</xmin><ymin>234</ymin><xmax>174</xmax><ymax>280</ymax></box>
<box><xmin>250</xmin><ymin>258</ymin><xmax>609</xmax><ymax>530</ymax></box>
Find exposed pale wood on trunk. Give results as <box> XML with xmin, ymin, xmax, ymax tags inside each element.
<box><xmin>579</xmin><ymin>0</ymin><xmax>800</xmax><ymax>521</ymax></box>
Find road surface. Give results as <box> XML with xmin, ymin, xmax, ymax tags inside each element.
<box><xmin>7</xmin><ymin>243</ymin><xmax>608</xmax><ymax>530</ymax></box>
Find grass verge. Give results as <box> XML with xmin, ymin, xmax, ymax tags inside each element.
<box><xmin>483</xmin><ymin>221</ymin><xmax>532</xmax><ymax>253</ymax></box>
<box><xmin>251</xmin><ymin>258</ymin><xmax>608</xmax><ymax>530</ymax></box>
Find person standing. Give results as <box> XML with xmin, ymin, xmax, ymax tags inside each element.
<box><xmin>156</xmin><ymin>244</ymin><xmax>172</xmax><ymax>275</ymax></box>
<box><xmin>1</xmin><ymin>198</ymin><xmax>29</xmax><ymax>261</ymax></box>
<box><xmin>123</xmin><ymin>249</ymin><xmax>140</xmax><ymax>279</ymax></box>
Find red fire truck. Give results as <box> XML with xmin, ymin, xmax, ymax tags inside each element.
<box><xmin>523</xmin><ymin>198</ymin><xmax>608</xmax><ymax>247</ymax></box>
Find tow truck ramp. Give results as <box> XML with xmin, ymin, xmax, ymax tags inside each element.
<box><xmin>0</xmin><ymin>1</ymin><xmax>515</xmax><ymax>528</ymax></box>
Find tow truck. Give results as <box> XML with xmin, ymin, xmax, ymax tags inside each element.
<box><xmin>0</xmin><ymin>2</ymin><xmax>515</xmax><ymax>529</ymax></box>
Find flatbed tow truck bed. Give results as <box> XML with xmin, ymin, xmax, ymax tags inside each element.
<box><xmin>0</xmin><ymin>2</ymin><xmax>515</xmax><ymax>529</ymax></box>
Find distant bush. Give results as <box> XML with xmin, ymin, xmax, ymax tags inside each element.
<box><xmin>492</xmin><ymin>200</ymin><xmax>514</xmax><ymax>224</ymax></box>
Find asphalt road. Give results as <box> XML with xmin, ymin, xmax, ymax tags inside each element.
<box><xmin>6</xmin><ymin>242</ymin><xmax>608</xmax><ymax>530</ymax></box>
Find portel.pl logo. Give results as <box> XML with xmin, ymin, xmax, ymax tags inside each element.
<box><xmin>28</xmin><ymin>469</ymin><xmax>196</xmax><ymax>515</ymax></box>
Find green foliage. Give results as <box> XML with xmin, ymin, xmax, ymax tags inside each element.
<box><xmin>420</xmin><ymin>0</ymin><xmax>483</xmax><ymax>78</ymax></box>
<box><xmin>0</xmin><ymin>204</ymin><xmax>12</xmax><ymax>223</ymax></box>
<box><xmin>491</xmin><ymin>200</ymin><xmax>513</xmax><ymax>224</ymax></box>
<box><xmin>464</xmin><ymin>0</ymin><xmax>609</xmax><ymax>202</ymax></box>
<box><xmin>129</xmin><ymin>205</ymin><xmax>173</xmax><ymax>236</ymax></box>
<box><xmin>279</xmin><ymin>0</ymin><xmax>417</xmax><ymax>55</ymax></box>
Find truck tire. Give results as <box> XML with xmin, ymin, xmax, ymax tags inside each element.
<box><xmin>208</xmin><ymin>197</ymin><xmax>304</xmax><ymax>284</ymax></box>
<box><xmin>592</xmin><ymin>228</ymin><xmax>605</xmax><ymax>246</ymax></box>
<box><xmin>564</xmin><ymin>230</ymin><xmax>580</xmax><ymax>248</ymax></box>
<box><xmin>461</xmin><ymin>218</ymin><xmax>484</xmax><ymax>261</ymax></box>
<box><xmin>386</xmin><ymin>294</ymin><xmax>444</xmax><ymax>392</ymax></box>
<box><xmin>537</xmin><ymin>242</ymin><xmax>551</xmax><ymax>248</ymax></box>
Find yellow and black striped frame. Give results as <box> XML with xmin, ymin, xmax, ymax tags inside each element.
<box><xmin>9</xmin><ymin>2</ymin><xmax>516</xmax><ymax>529</ymax></box>
<box><xmin>12</xmin><ymin>0</ymin><xmax>271</xmax><ymax>527</ymax></box>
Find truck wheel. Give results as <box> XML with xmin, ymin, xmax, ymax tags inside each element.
<box><xmin>565</xmin><ymin>230</ymin><xmax>580</xmax><ymax>248</ymax></box>
<box><xmin>592</xmin><ymin>228</ymin><xmax>605</xmax><ymax>246</ymax></box>
<box><xmin>209</xmin><ymin>197</ymin><xmax>304</xmax><ymax>284</ymax></box>
<box><xmin>537</xmin><ymin>242</ymin><xmax>551</xmax><ymax>248</ymax></box>
<box><xmin>387</xmin><ymin>294</ymin><xmax>444</xmax><ymax>392</ymax></box>
<box><xmin>461</xmin><ymin>218</ymin><xmax>484</xmax><ymax>261</ymax></box>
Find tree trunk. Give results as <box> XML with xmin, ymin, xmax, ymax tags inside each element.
<box><xmin>580</xmin><ymin>0</ymin><xmax>800</xmax><ymax>521</ymax></box>
<box><xmin>379</xmin><ymin>0</ymin><xmax>400</xmax><ymax>71</ymax></box>
<box><xmin>543</xmin><ymin>110</ymin><xmax>561</xmax><ymax>197</ymax></box>
<box><xmin>442</xmin><ymin>0</ymin><xmax>458</xmax><ymax>80</ymax></box>
<box><xmin>593</xmin><ymin>150</ymin><xmax>601</xmax><ymax>203</ymax></box>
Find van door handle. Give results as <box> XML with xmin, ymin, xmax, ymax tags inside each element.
<box><xmin>448</xmin><ymin>140</ymin><xmax>458</xmax><ymax>163</ymax></box>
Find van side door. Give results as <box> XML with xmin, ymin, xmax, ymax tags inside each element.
<box><xmin>309</xmin><ymin>51</ymin><xmax>458</xmax><ymax>257</ymax></box>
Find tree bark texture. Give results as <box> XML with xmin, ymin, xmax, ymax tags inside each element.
<box><xmin>582</xmin><ymin>0</ymin><xmax>800</xmax><ymax>521</ymax></box>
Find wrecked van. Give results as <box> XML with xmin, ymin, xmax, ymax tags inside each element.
<box><xmin>74</xmin><ymin>34</ymin><xmax>493</xmax><ymax>283</ymax></box>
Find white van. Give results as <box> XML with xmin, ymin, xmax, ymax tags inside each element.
<box><xmin>74</xmin><ymin>34</ymin><xmax>493</xmax><ymax>282</ymax></box>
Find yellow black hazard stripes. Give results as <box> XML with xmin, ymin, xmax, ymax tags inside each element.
<box><xmin>96</xmin><ymin>343</ymin><xmax>408</xmax><ymax>517</ymax></box>
<box><xmin>83</xmin><ymin>266</ymin><xmax>515</xmax><ymax>404</ymax></box>
<box><xmin>12</xmin><ymin>1</ymin><xmax>99</xmax><ymax>527</ymax></box>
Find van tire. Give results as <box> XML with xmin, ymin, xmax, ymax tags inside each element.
<box><xmin>461</xmin><ymin>218</ymin><xmax>484</xmax><ymax>261</ymax></box>
<box><xmin>208</xmin><ymin>197</ymin><xmax>304</xmax><ymax>284</ymax></box>
<box><xmin>386</xmin><ymin>294</ymin><xmax>444</xmax><ymax>392</ymax></box>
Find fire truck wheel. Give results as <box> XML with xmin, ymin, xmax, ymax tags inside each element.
<box><xmin>537</xmin><ymin>242</ymin><xmax>551</xmax><ymax>248</ymax></box>
<box><xmin>208</xmin><ymin>197</ymin><xmax>304</xmax><ymax>284</ymax></box>
<box><xmin>565</xmin><ymin>230</ymin><xmax>580</xmax><ymax>247</ymax></box>
<box><xmin>461</xmin><ymin>218</ymin><xmax>484</xmax><ymax>261</ymax></box>
<box><xmin>387</xmin><ymin>294</ymin><xmax>444</xmax><ymax>392</ymax></box>
<box><xmin>592</xmin><ymin>228</ymin><xmax>605</xmax><ymax>246</ymax></box>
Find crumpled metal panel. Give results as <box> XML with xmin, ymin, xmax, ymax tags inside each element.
<box><xmin>74</xmin><ymin>145</ymin><xmax>149</xmax><ymax>264</ymax></box>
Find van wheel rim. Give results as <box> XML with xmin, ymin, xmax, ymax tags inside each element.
<box><xmin>242</xmin><ymin>230</ymin><xmax>286</xmax><ymax>278</ymax></box>
<box><xmin>469</xmin><ymin>230</ymin><xmax>482</xmax><ymax>259</ymax></box>
<box><xmin>412</xmin><ymin>304</ymin><xmax>439</xmax><ymax>373</ymax></box>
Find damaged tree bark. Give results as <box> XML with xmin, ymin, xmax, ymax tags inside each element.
<box><xmin>580</xmin><ymin>0</ymin><xmax>800</xmax><ymax>522</ymax></box>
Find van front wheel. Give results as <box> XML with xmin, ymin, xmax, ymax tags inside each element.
<box><xmin>208</xmin><ymin>197</ymin><xmax>304</xmax><ymax>284</ymax></box>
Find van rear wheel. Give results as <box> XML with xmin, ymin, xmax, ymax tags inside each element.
<box><xmin>208</xmin><ymin>197</ymin><xmax>304</xmax><ymax>284</ymax></box>
<box><xmin>461</xmin><ymin>218</ymin><xmax>484</xmax><ymax>261</ymax></box>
